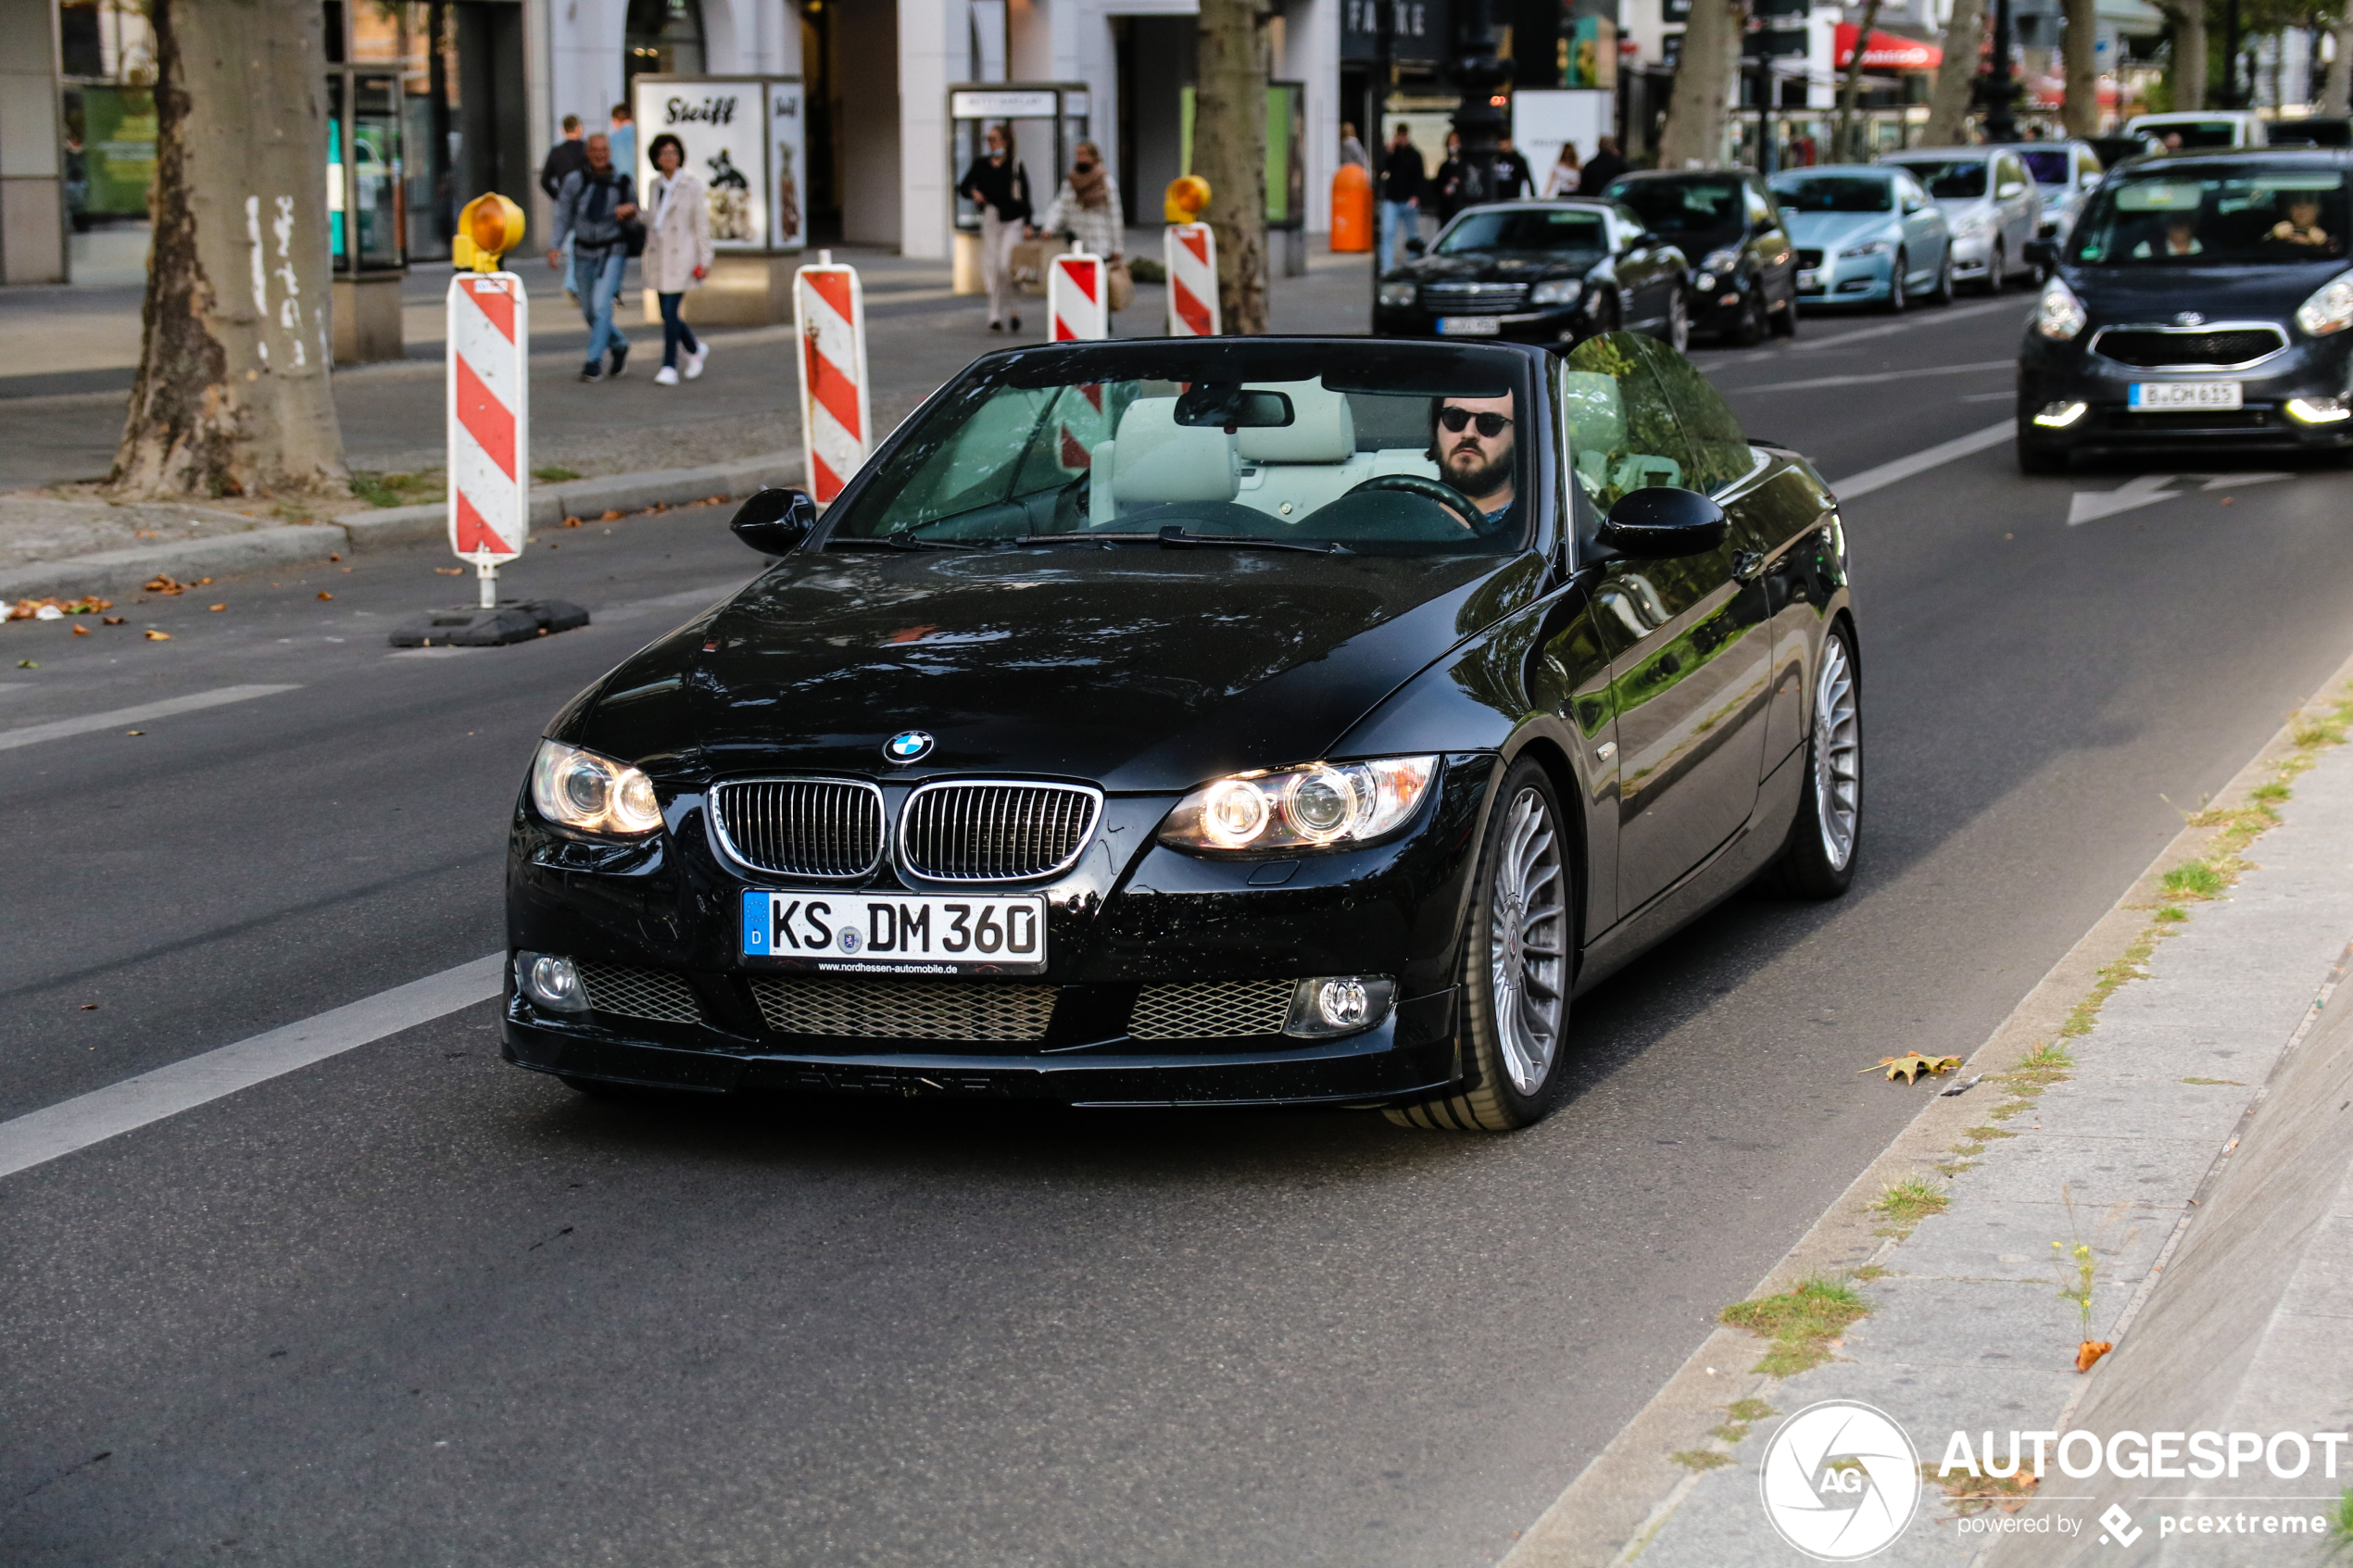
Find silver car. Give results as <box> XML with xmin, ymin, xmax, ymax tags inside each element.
<box><xmin>2017</xmin><ymin>140</ymin><xmax>2105</xmax><ymax>245</ymax></box>
<box><xmin>1877</xmin><ymin>145</ymin><xmax>2042</xmax><ymax>292</ymax></box>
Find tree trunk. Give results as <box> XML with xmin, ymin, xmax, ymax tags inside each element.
<box><xmin>1833</xmin><ymin>0</ymin><xmax>1883</xmax><ymax>162</ymax></box>
<box><xmin>1194</xmin><ymin>0</ymin><xmax>1269</xmax><ymax>334</ymax></box>
<box><xmin>1657</xmin><ymin>0</ymin><xmax>1741</xmax><ymax>169</ymax></box>
<box><xmin>112</xmin><ymin>0</ymin><xmax>346</xmax><ymax>500</ymax></box>
<box><xmin>2061</xmin><ymin>0</ymin><xmax>2100</xmax><ymax>135</ymax></box>
<box><xmin>2328</xmin><ymin>11</ymin><xmax>2353</xmax><ymax>115</ymax></box>
<box><xmin>2158</xmin><ymin>0</ymin><xmax>2207</xmax><ymax>111</ymax></box>
<box><xmin>1923</xmin><ymin>0</ymin><xmax>1987</xmax><ymax>145</ymax></box>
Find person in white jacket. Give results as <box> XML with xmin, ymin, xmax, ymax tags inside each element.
<box><xmin>642</xmin><ymin>133</ymin><xmax>714</xmax><ymax>386</ymax></box>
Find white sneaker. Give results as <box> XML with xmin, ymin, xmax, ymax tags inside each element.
<box><xmin>654</xmin><ymin>364</ymin><xmax>680</xmax><ymax>386</ymax></box>
<box><xmin>684</xmin><ymin>344</ymin><xmax>709</xmax><ymax>381</ymax></box>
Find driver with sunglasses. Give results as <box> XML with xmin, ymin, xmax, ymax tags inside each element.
<box><xmin>1431</xmin><ymin>394</ymin><xmax>1517</xmax><ymax>533</ymax></box>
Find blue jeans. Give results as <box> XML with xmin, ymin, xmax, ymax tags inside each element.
<box><xmin>572</xmin><ymin>245</ymin><xmax>627</xmax><ymax>365</ymax></box>
<box><xmin>657</xmin><ymin>292</ymin><xmax>699</xmax><ymax>369</ymax></box>
<box><xmin>1378</xmin><ymin>200</ymin><xmax>1418</xmax><ymax>270</ymax></box>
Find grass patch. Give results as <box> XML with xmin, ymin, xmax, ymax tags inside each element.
<box><xmin>2330</xmin><ymin>1486</ymin><xmax>2353</xmax><ymax>1549</ymax></box>
<box><xmin>1869</xmin><ymin>1177</ymin><xmax>1950</xmax><ymax>1237</ymax></box>
<box><xmin>2161</xmin><ymin>859</ymin><xmax>2229</xmax><ymax>900</ymax></box>
<box><xmin>1720</xmin><ymin>1277</ymin><xmax>1870</xmax><ymax>1378</ymax></box>
<box><xmin>1668</xmin><ymin>1449</ymin><xmax>1732</xmax><ymax>1471</ymax></box>
<box><xmin>2062</xmin><ymin>934</ymin><xmax>2157</xmax><ymax>1038</ymax></box>
<box><xmin>348</xmin><ymin>470</ymin><xmax>442</xmax><ymax>508</ymax></box>
<box><xmin>2155</xmin><ymin>904</ymin><xmax>2189</xmax><ymax>923</ymax></box>
<box><xmin>2181</xmin><ymin>1076</ymin><xmax>2245</xmax><ymax>1086</ymax></box>
<box><xmin>1712</xmin><ymin>1397</ymin><xmax>1779</xmax><ymax>1446</ymax></box>
<box><xmin>1852</xmin><ymin>1264</ymin><xmax>1889</xmax><ymax>1282</ymax></box>
<box><xmin>1926</xmin><ymin>1462</ymin><xmax>2041</xmax><ymax>1516</ymax></box>
<box><xmin>2007</xmin><ymin>1041</ymin><xmax>2075</xmax><ymax>1091</ymax></box>
<box><xmin>532</xmin><ymin>465</ymin><xmax>583</xmax><ymax>483</ymax></box>
<box><xmin>2251</xmin><ymin>780</ymin><xmax>2292</xmax><ymax>806</ymax></box>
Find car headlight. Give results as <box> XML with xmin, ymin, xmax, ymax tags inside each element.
<box><xmin>1378</xmin><ymin>281</ymin><xmax>1418</xmax><ymax>308</ymax></box>
<box><xmin>529</xmin><ymin>737</ymin><xmax>664</xmax><ymax>836</ymax></box>
<box><xmin>1953</xmin><ymin>213</ymin><xmax>1993</xmax><ymax>239</ymax></box>
<box><xmin>1528</xmin><ymin>277</ymin><xmax>1582</xmax><ymax>306</ymax></box>
<box><xmin>1700</xmin><ymin>247</ymin><xmax>1742</xmax><ymax>276</ymax></box>
<box><xmin>1837</xmin><ymin>239</ymin><xmax>1892</xmax><ymax>258</ymax></box>
<box><xmin>2296</xmin><ymin>270</ymin><xmax>2353</xmax><ymax>336</ymax></box>
<box><xmin>2034</xmin><ymin>276</ymin><xmax>2087</xmax><ymax>341</ymax></box>
<box><xmin>1158</xmin><ymin>756</ymin><xmax>1439</xmax><ymax>853</ymax></box>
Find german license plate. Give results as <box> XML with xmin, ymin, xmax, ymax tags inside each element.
<box><xmin>741</xmin><ymin>889</ymin><xmax>1048</xmax><ymax>973</ymax></box>
<box><xmin>2130</xmin><ymin>381</ymin><xmax>2242</xmax><ymax>410</ymax></box>
<box><xmin>1796</xmin><ymin>269</ymin><xmax>1820</xmax><ymax>290</ymax></box>
<box><xmin>1437</xmin><ymin>316</ymin><xmax>1501</xmax><ymax>336</ymax></box>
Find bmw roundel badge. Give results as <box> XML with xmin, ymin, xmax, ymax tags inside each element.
<box><xmin>884</xmin><ymin>730</ymin><xmax>935</xmax><ymax>765</ymax></box>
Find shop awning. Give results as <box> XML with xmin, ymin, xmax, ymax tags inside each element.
<box><xmin>1832</xmin><ymin>24</ymin><xmax>1943</xmax><ymax>70</ymax></box>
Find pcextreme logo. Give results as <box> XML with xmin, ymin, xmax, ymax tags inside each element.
<box><xmin>1758</xmin><ymin>1400</ymin><xmax>1922</xmax><ymax>1561</ymax></box>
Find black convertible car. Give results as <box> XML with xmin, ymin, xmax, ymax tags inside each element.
<box><xmin>504</xmin><ymin>333</ymin><xmax>1861</xmax><ymax>1131</ymax></box>
<box><xmin>1375</xmin><ymin>200</ymin><xmax>1692</xmax><ymax>350</ymax></box>
<box><xmin>2020</xmin><ymin>148</ymin><xmax>2353</xmax><ymax>469</ymax></box>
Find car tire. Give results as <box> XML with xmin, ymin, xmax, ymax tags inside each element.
<box><xmin>1770</xmin><ymin>624</ymin><xmax>1862</xmax><ymax>899</ymax></box>
<box><xmin>1733</xmin><ymin>284</ymin><xmax>1768</xmax><ymax>345</ymax></box>
<box><xmin>1769</xmin><ymin>287</ymin><xmax>1799</xmax><ymax>337</ymax></box>
<box><xmin>1665</xmin><ymin>288</ymin><xmax>1691</xmax><ymax>352</ymax></box>
<box><xmin>1980</xmin><ymin>241</ymin><xmax>2006</xmax><ymax>295</ymax></box>
<box><xmin>1386</xmin><ymin>758</ymin><xmax>1574</xmax><ymax>1132</ymax></box>
<box><xmin>1931</xmin><ymin>252</ymin><xmax>1957</xmax><ymax>306</ymax></box>
<box><xmin>1884</xmin><ymin>250</ymin><xmax>1908</xmax><ymax>313</ymax></box>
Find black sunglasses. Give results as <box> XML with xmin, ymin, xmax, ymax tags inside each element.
<box><xmin>1438</xmin><ymin>407</ymin><xmax>1514</xmax><ymax>438</ymax></box>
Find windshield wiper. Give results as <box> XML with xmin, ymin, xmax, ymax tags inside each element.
<box><xmin>886</xmin><ymin>526</ymin><xmax>982</xmax><ymax>551</ymax></box>
<box><xmin>1156</xmin><ymin>525</ymin><xmax>1348</xmax><ymax>555</ymax></box>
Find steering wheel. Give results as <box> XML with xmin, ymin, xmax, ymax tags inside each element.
<box><xmin>1345</xmin><ymin>473</ymin><xmax>1489</xmax><ymax>533</ymax></box>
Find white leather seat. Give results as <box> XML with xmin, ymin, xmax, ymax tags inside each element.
<box><xmin>1088</xmin><ymin>397</ymin><xmax>1239</xmax><ymax>524</ymax></box>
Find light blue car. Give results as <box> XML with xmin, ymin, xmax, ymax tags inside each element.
<box><xmin>1767</xmin><ymin>166</ymin><xmax>1955</xmax><ymax>312</ymax></box>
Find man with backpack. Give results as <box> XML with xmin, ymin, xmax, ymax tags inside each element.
<box><xmin>546</xmin><ymin>132</ymin><xmax>641</xmax><ymax>381</ymax></box>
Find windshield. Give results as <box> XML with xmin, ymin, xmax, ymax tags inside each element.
<box><xmin>2020</xmin><ymin>149</ymin><xmax>2072</xmax><ymax>185</ymax></box>
<box><xmin>2140</xmin><ymin>120</ymin><xmax>2243</xmax><ymax>148</ymax></box>
<box><xmin>1886</xmin><ymin>159</ymin><xmax>1989</xmax><ymax>199</ymax></box>
<box><xmin>1604</xmin><ymin>179</ymin><xmax>1743</xmax><ymax>236</ymax></box>
<box><xmin>2068</xmin><ymin>166</ymin><xmax>2349</xmax><ymax>264</ymax></box>
<box><xmin>1437</xmin><ymin>207</ymin><xmax>1610</xmax><ymax>256</ymax></box>
<box><xmin>824</xmin><ymin>343</ymin><xmax>1533</xmax><ymax>555</ymax></box>
<box><xmin>1768</xmin><ymin>175</ymin><xmax>1893</xmax><ymax>213</ymax></box>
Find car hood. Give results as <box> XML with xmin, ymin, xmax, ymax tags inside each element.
<box><xmin>1782</xmin><ymin>210</ymin><xmax>1898</xmax><ymax>249</ymax></box>
<box><xmin>564</xmin><ymin>547</ymin><xmax>1546</xmax><ymax>794</ymax></box>
<box><xmin>1388</xmin><ymin>253</ymin><xmax>1597</xmax><ymax>282</ymax></box>
<box><xmin>2063</xmin><ymin>259</ymin><xmax>2345</xmax><ymax>322</ymax></box>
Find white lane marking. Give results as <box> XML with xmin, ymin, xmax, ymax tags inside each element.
<box><xmin>0</xmin><ymin>684</ymin><xmax>301</xmax><ymax>753</ymax></box>
<box><xmin>1724</xmin><ymin>358</ymin><xmax>2012</xmax><ymax>395</ymax></box>
<box><xmin>2069</xmin><ymin>471</ymin><xmax>2292</xmax><ymax>526</ymax></box>
<box><xmin>1787</xmin><ymin>295</ymin><xmax>2029</xmax><ymax>353</ymax></box>
<box><xmin>0</xmin><ymin>953</ymin><xmax>504</xmax><ymax>1180</ymax></box>
<box><xmin>1961</xmin><ymin>390</ymin><xmax>2012</xmax><ymax>402</ymax></box>
<box><xmin>1828</xmin><ymin>419</ymin><xmax>2017</xmax><ymax>501</ymax></box>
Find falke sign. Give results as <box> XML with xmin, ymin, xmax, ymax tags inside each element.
<box><xmin>1341</xmin><ymin>0</ymin><xmax>1450</xmax><ymax>63</ymax></box>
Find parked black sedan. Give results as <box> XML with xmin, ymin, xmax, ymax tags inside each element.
<box><xmin>1375</xmin><ymin>200</ymin><xmax>1692</xmax><ymax>350</ymax></box>
<box><xmin>1602</xmin><ymin>169</ymin><xmax>1801</xmax><ymax>344</ymax></box>
<box><xmin>2019</xmin><ymin>148</ymin><xmax>2353</xmax><ymax>470</ymax></box>
<box><xmin>504</xmin><ymin>333</ymin><xmax>1860</xmax><ymax>1131</ymax></box>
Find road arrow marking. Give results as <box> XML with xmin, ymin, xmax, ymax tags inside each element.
<box><xmin>2068</xmin><ymin>472</ymin><xmax>2292</xmax><ymax>526</ymax></box>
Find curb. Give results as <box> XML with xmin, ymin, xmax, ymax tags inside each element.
<box><xmin>1496</xmin><ymin>638</ymin><xmax>2353</xmax><ymax>1568</ymax></box>
<box><xmin>1</xmin><ymin>452</ymin><xmax>801</xmax><ymax>593</ymax></box>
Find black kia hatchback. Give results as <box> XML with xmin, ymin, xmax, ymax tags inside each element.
<box><xmin>503</xmin><ymin>334</ymin><xmax>1860</xmax><ymax>1131</ymax></box>
<box><xmin>2018</xmin><ymin>148</ymin><xmax>2353</xmax><ymax>470</ymax></box>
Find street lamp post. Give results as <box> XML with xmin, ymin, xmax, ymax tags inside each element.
<box><xmin>1449</xmin><ymin>0</ymin><xmax>1512</xmax><ymax>211</ymax></box>
<box><xmin>1982</xmin><ymin>0</ymin><xmax>2021</xmax><ymax>141</ymax></box>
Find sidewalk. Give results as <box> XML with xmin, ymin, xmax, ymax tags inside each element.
<box><xmin>1505</xmin><ymin>672</ymin><xmax>2353</xmax><ymax>1565</ymax></box>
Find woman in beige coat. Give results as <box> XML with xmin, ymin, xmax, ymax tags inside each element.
<box><xmin>643</xmin><ymin>133</ymin><xmax>714</xmax><ymax>386</ymax></box>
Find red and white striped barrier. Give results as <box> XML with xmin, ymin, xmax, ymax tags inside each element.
<box><xmin>447</xmin><ymin>270</ymin><xmax>529</xmax><ymax>599</ymax></box>
<box><xmin>1165</xmin><ymin>223</ymin><xmax>1219</xmax><ymax>337</ymax></box>
<box><xmin>1049</xmin><ymin>251</ymin><xmax>1108</xmax><ymax>342</ymax></box>
<box><xmin>794</xmin><ymin>257</ymin><xmax>871</xmax><ymax>504</ymax></box>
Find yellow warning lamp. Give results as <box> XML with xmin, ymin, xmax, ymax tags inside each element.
<box><xmin>451</xmin><ymin>193</ymin><xmax>527</xmax><ymax>273</ymax></box>
<box><xmin>1164</xmin><ymin>175</ymin><xmax>1212</xmax><ymax>224</ymax></box>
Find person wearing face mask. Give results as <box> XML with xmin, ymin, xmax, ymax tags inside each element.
<box><xmin>1038</xmin><ymin>141</ymin><xmax>1126</xmax><ymax>277</ymax></box>
<box><xmin>957</xmin><ymin>123</ymin><xmax>1033</xmax><ymax>332</ymax></box>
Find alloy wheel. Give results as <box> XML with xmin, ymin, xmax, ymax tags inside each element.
<box><xmin>1489</xmin><ymin>786</ymin><xmax>1567</xmax><ymax>1095</ymax></box>
<box><xmin>1887</xmin><ymin>250</ymin><xmax>1908</xmax><ymax>313</ymax></box>
<box><xmin>1813</xmin><ymin>635</ymin><xmax>1862</xmax><ymax>870</ymax></box>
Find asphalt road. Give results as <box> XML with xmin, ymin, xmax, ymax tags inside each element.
<box><xmin>8</xmin><ymin>289</ymin><xmax>2353</xmax><ymax>1567</ymax></box>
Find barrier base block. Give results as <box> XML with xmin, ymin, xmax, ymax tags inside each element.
<box><xmin>386</xmin><ymin>598</ymin><xmax>591</xmax><ymax>648</ymax></box>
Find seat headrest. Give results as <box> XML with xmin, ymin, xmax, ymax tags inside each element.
<box><xmin>1109</xmin><ymin>397</ymin><xmax>1239</xmax><ymax>505</ymax></box>
<box><xmin>1237</xmin><ymin>381</ymin><xmax>1358</xmax><ymax>463</ymax></box>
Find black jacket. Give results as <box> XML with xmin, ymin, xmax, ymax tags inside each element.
<box><xmin>958</xmin><ymin>156</ymin><xmax>1032</xmax><ymax>223</ymax></box>
<box><xmin>1381</xmin><ymin>143</ymin><xmax>1425</xmax><ymax>203</ymax></box>
<box><xmin>1579</xmin><ymin>153</ymin><xmax>1630</xmax><ymax>195</ymax></box>
<box><xmin>540</xmin><ymin>139</ymin><xmax>589</xmax><ymax>202</ymax></box>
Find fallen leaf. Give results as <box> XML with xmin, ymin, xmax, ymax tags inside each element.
<box><xmin>1865</xmin><ymin>1052</ymin><xmax>1965</xmax><ymax>1085</ymax></box>
<box><xmin>2076</xmin><ymin>1340</ymin><xmax>2113</xmax><ymax>1373</ymax></box>
<box><xmin>80</xmin><ymin>1002</ymin><xmax>98</xmax><ymax>1010</ymax></box>
<box><xmin>16</xmin><ymin>659</ymin><xmax>36</xmax><ymax>669</ymax></box>
<box><xmin>144</xmin><ymin>575</ymin><xmax>186</xmax><ymax>595</ymax></box>
<box><xmin>600</xmin><ymin>509</ymin><xmax>623</xmax><ymax>521</ymax></box>
<box><xmin>70</xmin><ymin>624</ymin><xmax>91</xmax><ymax>636</ymax></box>
<box><xmin>317</xmin><ymin>592</ymin><xmax>333</xmax><ymax>601</ymax></box>
<box><xmin>329</xmin><ymin>552</ymin><xmax>342</xmax><ymax>561</ymax></box>
<box><xmin>32</xmin><ymin>605</ymin><xmax>62</xmax><ymax>620</ymax></box>
<box><xmin>434</xmin><ymin>567</ymin><xmax>463</xmax><ymax>575</ymax></box>
<box><xmin>124</xmin><ymin>730</ymin><xmax>144</xmax><ymax>735</ymax></box>
<box><xmin>196</xmin><ymin>577</ymin><xmax>212</xmax><ymax>586</ymax></box>
<box><xmin>563</xmin><ymin>517</ymin><xmax>583</xmax><ymax>528</ymax></box>
<box><xmin>101</xmin><ymin>616</ymin><xmax>124</xmax><ymax>625</ymax></box>
<box><xmin>208</xmin><ymin>604</ymin><xmax>227</xmax><ymax>612</ymax></box>
<box><xmin>144</xmin><ymin>630</ymin><xmax>171</xmax><ymax>641</ymax></box>
<box><xmin>341</xmin><ymin>567</ymin><xmax>353</xmax><ymax>573</ymax></box>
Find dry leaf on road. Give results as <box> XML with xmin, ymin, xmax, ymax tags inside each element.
<box><xmin>208</xmin><ymin>604</ymin><xmax>226</xmax><ymax>612</ymax></box>
<box><xmin>144</xmin><ymin>630</ymin><xmax>171</xmax><ymax>641</ymax></box>
<box><xmin>2076</xmin><ymin>1339</ymin><xmax>2113</xmax><ymax>1373</ymax></box>
<box><xmin>317</xmin><ymin>592</ymin><xmax>333</xmax><ymax>601</ymax></box>
<box><xmin>1864</xmin><ymin>1052</ymin><xmax>1964</xmax><ymax>1085</ymax></box>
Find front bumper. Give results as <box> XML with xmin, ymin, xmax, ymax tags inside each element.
<box><xmin>502</xmin><ymin>753</ymin><xmax>1497</xmax><ymax>1107</ymax></box>
<box><xmin>1374</xmin><ymin>303</ymin><xmax>1595</xmax><ymax>345</ymax></box>
<box><xmin>2019</xmin><ymin>328</ymin><xmax>2353</xmax><ymax>453</ymax></box>
<box><xmin>1689</xmin><ymin>271</ymin><xmax>1757</xmax><ymax>331</ymax></box>
<box><xmin>1797</xmin><ymin>249</ymin><xmax>1897</xmax><ymax>307</ymax></box>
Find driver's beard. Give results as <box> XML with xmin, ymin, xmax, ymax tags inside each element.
<box><xmin>1443</xmin><ymin>442</ymin><xmax>1512</xmax><ymax>506</ymax></box>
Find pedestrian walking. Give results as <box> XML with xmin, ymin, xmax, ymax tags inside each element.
<box><xmin>1038</xmin><ymin>141</ymin><xmax>1124</xmax><ymax>262</ymax></box>
<box><xmin>956</xmin><ymin>123</ymin><xmax>1033</xmax><ymax>332</ymax></box>
<box><xmin>1378</xmin><ymin>122</ymin><xmax>1424</xmax><ymax>270</ymax></box>
<box><xmin>1433</xmin><ymin>132</ymin><xmax>1467</xmax><ymax>223</ymax></box>
<box><xmin>540</xmin><ymin>115</ymin><xmax>589</xmax><ymax>301</ymax></box>
<box><xmin>547</xmin><ymin>132</ymin><xmax>640</xmax><ymax>382</ymax></box>
<box><xmin>609</xmin><ymin>102</ymin><xmax>637</xmax><ymax>182</ymax></box>
<box><xmin>1579</xmin><ymin>135</ymin><xmax>1629</xmax><ymax>195</ymax></box>
<box><xmin>1340</xmin><ymin>121</ymin><xmax>1368</xmax><ymax>169</ymax></box>
<box><xmin>1496</xmin><ymin>136</ymin><xmax>1534</xmax><ymax>200</ymax></box>
<box><xmin>642</xmin><ymin>132</ymin><xmax>713</xmax><ymax>387</ymax></box>
<box><xmin>1541</xmin><ymin>140</ymin><xmax>1582</xmax><ymax>198</ymax></box>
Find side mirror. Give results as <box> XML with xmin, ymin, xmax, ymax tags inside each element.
<box><xmin>2024</xmin><ymin>237</ymin><xmax>2059</xmax><ymax>270</ymax></box>
<box><xmin>1404</xmin><ymin>236</ymin><xmax>1427</xmax><ymax>256</ymax></box>
<box><xmin>729</xmin><ymin>486</ymin><xmax>818</xmax><ymax>556</ymax></box>
<box><xmin>1596</xmin><ymin>486</ymin><xmax>1728</xmax><ymax>559</ymax></box>
<box><xmin>1998</xmin><ymin>181</ymin><xmax>2027</xmax><ymax>199</ymax></box>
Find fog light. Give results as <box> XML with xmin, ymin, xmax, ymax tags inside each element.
<box><xmin>1285</xmin><ymin>975</ymin><xmax>1396</xmax><ymax>1037</ymax></box>
<box><xmin>518</xmin><ymin>952</ymin><xmax>589</xmax><ymax>1012</ymax></box>
<box><xmin>2287</xmin><ymin>395</ymin><xmax>2351</xmax><ymax>424</ymax></box>
<box><xmin>2033</xmin><ymin>400</ymin><xmax>2088</xmax><ymax>429</ymax></box>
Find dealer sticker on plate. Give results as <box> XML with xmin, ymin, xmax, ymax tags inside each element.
<box><xmin>1437</xmin><ymin>317</ymin><xmax>1501</xmax><ymax>336</ymax></box>
<box><xmin>741</xmin><ymin>889</ymin><xmax>1048</xmax><ymax>973</ymax></box>
<box><xmin>2130</xmin><ymin>381</ymin><xmax>2242</xmax><ymax>411</ymax></box>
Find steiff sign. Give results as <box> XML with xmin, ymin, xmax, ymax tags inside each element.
<box><xmin>631</xmin><ymin>77</ymin><xmax>807</xmax><ymax>253</ymax></box>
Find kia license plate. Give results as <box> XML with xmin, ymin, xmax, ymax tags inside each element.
<box><xmin>1437</xmin><ymin>317</ymin><xmax>1501</xmax><ymax>336</ymax></box>
<box><xmin>2130</xmin><ymin>381</ymin><xmax>2242</xmax><ymax>411</ymax></box>
<box><xmin>1796</xmin><ymin>269</ymin><xmax>1820</xmax><ymax>290</ymax></box>
<box><xmin>741</xmin><ymin>889</ymin><xmax>1048</xmax><ymax>973</ymax></box>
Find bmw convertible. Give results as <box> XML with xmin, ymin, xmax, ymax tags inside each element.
<box><xmin>503</xmin><ymin>333</ymin><xmax>1861</xmax><ymax>1131</ymax></box>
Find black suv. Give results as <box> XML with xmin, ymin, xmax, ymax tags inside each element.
<box><xmin>1602</xmin><ymin>169</ymin><xmax>1800</xmax><ymax>344</ymax></box>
